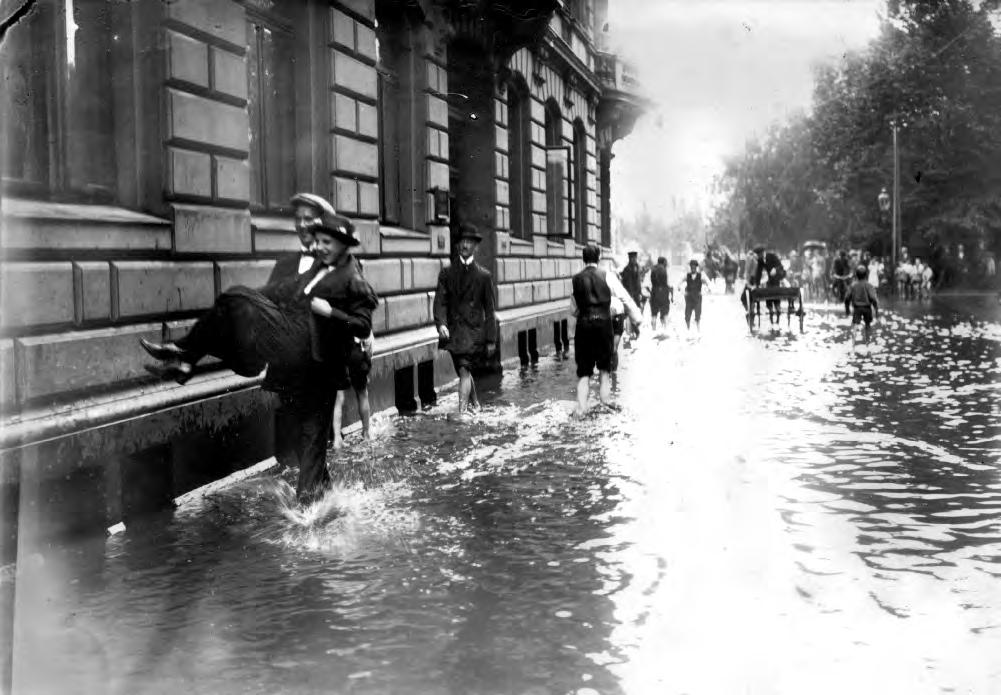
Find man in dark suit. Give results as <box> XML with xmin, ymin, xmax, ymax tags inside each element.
<box><xmin>140</xmin><ymin>211</ymin><xmax>378</xmax><ymax>503</ymax></box>
<box><xmin>265</xmin><ymin>192</ymin><xmax>335</xmax><ymax>471</ymax></box>
<box><xmin>433</xmin><ymin>224</ymin><xmax>497</xmax><ymax>420</ymax></box>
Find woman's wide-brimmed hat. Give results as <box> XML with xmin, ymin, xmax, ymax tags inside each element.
<box><xmin>313</xmin><ymin>210</ymin><xmax>359</xmax><ymax>247</ymax></box>
<box><xmin>456</xmin><ymin>223</ymin><xmax>482</xmax><ymax>242</ymax></box>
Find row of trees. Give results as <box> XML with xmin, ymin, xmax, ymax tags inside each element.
<box><xmin>615</xmin><ymin>209</ymin><xmax>707</xmax><ymax>263</ymax></box>
<box><xmin>709</xmin><ymin>0</ymin><xmax>1001</xmax><ymax>261</ymax></box>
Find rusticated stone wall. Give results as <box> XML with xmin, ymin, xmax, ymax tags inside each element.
<box><xmin>0</xmin><ymin>0</ymin><xmax>630</xmax><ymax>503</ymax></box>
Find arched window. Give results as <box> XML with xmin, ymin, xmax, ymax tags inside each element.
<box><xmin>507</xmin><ymin>78</ymin><xmax>532</xmax><ymax>239</ymax></box>
<box><xmin>572</xmin><ymin>120</ymin><xmax>588</xmax><ymax>244</ymax></box>
<box><xmin>544</xmin><ymin>99</ymin><xmax>568</xmax><ymax>237</ymax></box>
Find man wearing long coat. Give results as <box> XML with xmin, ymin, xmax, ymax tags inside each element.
<box><xmin>433</xmin><ymin>224</ymin><xmax>497</xmax><ymax>419</ymax></box>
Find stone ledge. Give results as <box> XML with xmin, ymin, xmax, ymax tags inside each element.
<box><xmin>251</xmin><ymin>215</ymin><xmax>295</xmax><ymax>232</ymax></box>
<box><xmin>509</xmin><ymin>237</ymin><xmax>535</xmax><ymax>256</ymax></box>
<box><xmin>0</xmin><ymin>368</ymin><xmax>262</xmax><ymax>452</ymax></box>
<box><xmin>1</xmin><ymin>199</ymin><xmax>171</xmax><ymax>252</ymax></box>
<box><xmin>1</xmin><ymin>198</ymin><xmax>168</xmax><ymax>225</ymax></box>
<box><xmin>496</xmin><ymin>299</ymin><xmax>571</xmax><ymax>325</ymax></box>
<box><xmin>0</xmin><ymin>308</ymin><xmax>571</xmax><ymax>452</ymax></box>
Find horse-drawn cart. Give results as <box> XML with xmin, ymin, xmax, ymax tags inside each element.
<box><xmin>741</xmin><ymin>286</ymin><xmax>806</xmax><ymax>333</ymax></box>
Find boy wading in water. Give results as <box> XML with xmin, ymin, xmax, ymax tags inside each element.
<box><xmin>845</xmin><ymin>265</ymin><xmax>879</xmax><ymax>344</ymax></box>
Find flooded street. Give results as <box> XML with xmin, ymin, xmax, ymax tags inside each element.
<box><xmin>9</xmin><ymin>293</ymin><xmax>1001</xmax><ymax>695</ymax></box>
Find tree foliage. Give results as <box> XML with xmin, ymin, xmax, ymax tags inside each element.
<box><xmin>709</xmin><ymin>0</ymin><xmax>1001</xmax><ymax>256</ymax></box>
<box><xmin>615</xmin><ymin>209</ymin><xmax>707</xmax><ymax>263</ymax></box>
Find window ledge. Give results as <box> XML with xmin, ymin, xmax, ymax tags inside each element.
<box><xmin>1</xmin><ymin>198</ymin><xmax>168</xmax><ymax>226</ymax></box>
<box><xmin>251</xmin><ymin>214</ymin><xmax>295</xmax><ymax>233</ymax></box>
<box><xmin>510</xmin><ymin>237</ymin><xmax>533</xmax><ymax>250</ymax></box>
<box><xmin>379</xmin><ymin>225</ymin><xmax>428</xmax><ymax>240</ymax></box>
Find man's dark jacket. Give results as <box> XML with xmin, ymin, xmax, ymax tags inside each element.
<box><xmin>760</xmin><ymin>252</ymin><xmax>786</xmax><ymax>286</ymax></box>
<box><xmin>267</xmin><ymin>248</ymin><xmax>316</xmax><ymax>286</ymax></box>
<box><xmin>433</xmin><ymin>259</ymin><xmax>497</xmax><ymax>356</ymax></box>
<box><xmin>620</xmin><ymin>261</ymin><xmax>643</xmax><ymax>304</ymax></box>
<box><xmin>259</xmin><ymin>252</ymin><xmax>377</xmax><ymax>392</ymax></box>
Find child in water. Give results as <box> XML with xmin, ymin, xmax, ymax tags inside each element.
<box><xmin>845</xmin><ymin>265</ymin><xmax>879</xmax><ymax>343</ymax></box>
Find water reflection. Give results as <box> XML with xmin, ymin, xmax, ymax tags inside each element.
<box><xmin>9</xmin><ymin>293</ymin><xmax>1001</xmax><ymax>694</ymax></box>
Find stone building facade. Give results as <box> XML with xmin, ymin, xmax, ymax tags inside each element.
<box><xmin>0</xmin><ymin>0</ymin><xmax>644</xmax><ymax>532</ymax></box>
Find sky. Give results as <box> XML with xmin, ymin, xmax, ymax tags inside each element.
<box><xmin>605</xmin><ymin>0</ymin><xmax>885</xmax><ymax>224</ymax></box>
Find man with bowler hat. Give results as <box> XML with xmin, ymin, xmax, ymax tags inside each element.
<box><xmin>433</xmin><ymin>223</ymin><xmax>498</xmax><ymax>420</ymax></box>
<box><xmin>140</xmin><ymin>210</ymin><xmax>378</xmax><ymax>503</ymax></box>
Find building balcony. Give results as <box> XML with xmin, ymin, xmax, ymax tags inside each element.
<box><xmin>436</xmin><ymin>0</ymin><xmax>560</xmax><ymax>65</ymax></box>
<box><xmin>595</xmin><ymin>49</ymin><xmax>649</xmax><ymax>146</ymax></box>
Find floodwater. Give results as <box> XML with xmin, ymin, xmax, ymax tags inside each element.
<box><xmin>8</xmin><ymin>292</ymin><xmax>1001</xmax><ymax>695</ymax></box>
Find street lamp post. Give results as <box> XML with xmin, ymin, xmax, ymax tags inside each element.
<box><xmin>877</xmin><ymin>121</ymin><xmax>901</xmax><ymax>277</ymax></box>
<box><xmin>891</xmin><ymin>122</ymin><xmax>900</xmax><ymax>271</ymax></box>
<box><xmin>878</xmin><ymin>186</ymin><xmax>891</xmax><ymax>254</ymax></box>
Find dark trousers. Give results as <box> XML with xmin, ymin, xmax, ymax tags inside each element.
<box><xmin>765</xmin><ymin>278</ymin><xmax>782</xmax><ymax>319</ymax></box>
<box><xmin>175</xmin><ymin>286</ymin><xmax>333</xmax><ymax>500</ymax></box>
<box><xmin>273</xmin><ymin>398</ymin><xmax>301</xmax><ymax>470</ymax></box>
<box><xmin>292</xmin><ymin>385</ymin><xmax>337</xmax><ymax>502</ymax></box>
<box><xmin>175</xmin><ymin>286</ymin><xmax>312</xmax><ymax>377</ymax></box>
<box><xmin>684</xmin><ymin>294</ymin><xmax>702</xmax><ymax>326</ymax></box>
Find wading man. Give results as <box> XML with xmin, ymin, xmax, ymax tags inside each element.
<box><xmin>140</xmin><ymin>211</ymin><xmax>378</xmax><ymax>503</ymax></box>
<box><xmin>619</xmin><ymin>250</ymin><xmax>644</xmax><ymax>338</ymax></box>
<box><xmin>679</xmin><ymin>259</ymin><xmax>711</xmax><ymax>331</ymax></box>
<box><xmin>266</xmin><ymin>192</ymin><xmax>334</xmax><ymax>471</ymax></box>
<box><xmin>433</xmin><ymin>224</ymin><xmax>498</xmax><ymax>420</ymax></box>
<box><xmin>648</xmin><ymin>256</ymin><xmax>673</xmax><ymax>331</ymax></box>
<box><xmin>570</xmin><ymin>244</ymin><xmax>620</xmax><ymax>416</ymax></box>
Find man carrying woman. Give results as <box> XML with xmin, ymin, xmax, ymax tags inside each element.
<box><xmin>140</xmin><ymin>210</ymin><xmax>379</xmax><ymax>503</ymax></box>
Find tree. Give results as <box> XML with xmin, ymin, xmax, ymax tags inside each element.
<box><xmin>710</xmin><ymin>0</ymin><xmax>1001</xmax><ymax>266</ymax></box>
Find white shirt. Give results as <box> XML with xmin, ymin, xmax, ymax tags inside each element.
<box><xmin>458</xmin><ymin>254</ymin><xmax>475</xmax><ymax>266</ymax></box>
<box><xmin>303</xmin><ymin>265</ymin><xmax>332</xmax><ymax>294</ymax></box>
<box><xmin>297</xmin><ymin>247</ymin><xmax>314</xmax><ymax>275</ymax></box>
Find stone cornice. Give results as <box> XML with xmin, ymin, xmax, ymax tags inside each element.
<box><xmin>540</xmin><ymin>28</ymin><xmax>600</xmax><ymax>96</ymax></box>
<box><xmin>432</xmin><ymin>0</ymin><xmax>559</xmax><ymax>72</ymax></box>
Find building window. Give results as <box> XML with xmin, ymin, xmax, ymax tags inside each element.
<box><xmin>376</xmin><ymin>13</ymin><xmax>402</xmax><ymax>226</ymax></box>
<box><xmin>376</xmin><ymin>6</ymin><xmax>421</xmax><ymax>229</ymax></box>
<box><xmin>247</xmin><ymin>10</ymin><xmax>296</xmax><ymax>211</ymax></box>
<box><xmin>507</xmin><ymin>78</ymin><xmax>532</xmax><ymax>239</ymax></box>
<box><xmin>377</xmin><ymin>68</ymin><xmax>401</xmax><ymax>225</ymax></box>
<box><xmin>572</xmin><ymin>120</ymin><xmax>588</xmax><ymax>244</ymax></box>
<box><xmin>544</xmin><ymin>99</ymin><xmax>568</xmax><ymax>237</ymax></box>
<box><xmin>1</xmin><ymin>0</ymin><xmax>117</xmax><ymax>202</ymax></box>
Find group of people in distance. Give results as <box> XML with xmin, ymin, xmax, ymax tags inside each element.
<box><xmin>139</xmin><ymin>193</ymin><xmax>499</xmax><ymax>503</ymax></box>
<box><xmin>748</xmin><ymin>244</ymin><xmax>879</xmax><ymax>341</ymax></box>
